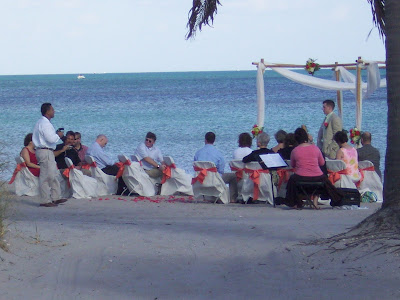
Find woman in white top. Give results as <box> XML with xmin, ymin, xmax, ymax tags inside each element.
<box><xmin>233</xmin><ymin>132</ymin><xmax>252</xmax><ymax>160</ymax></box>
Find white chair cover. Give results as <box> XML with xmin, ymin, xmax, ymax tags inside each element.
<box><xmin>160</xmin><ymin>156</ymin><xmax>193</xmax><ymax>196</ymax></box>
<box><xmin>229</xmin><ymin>160</ymin><xmax>247</xmax><ymax>200</ymax></box>
<box><xmin>9</xmin><ymin>156</ymin><xmax>40</xmax><ymax>196</ymax></box>
<box><xmin>276</xmin><ymin>160</ymin><xmax>294</xmax><ymax>198</ymax></box>
<box><xmin>192</xmin><ymin>161</ymin><xmax>229</xmax><ymax>204</ymax></box>
<box><xmin>118</xmin><ymin>155</ymin><xmax>156</xmax><ymax>197</ymax></box>
<box><xmin>326</xmin><ymin>159</ymin><xmax>357</xmax><ymax>189</ymax></box>
<box><xmin>64</xmin><ymin>158</ymin><xmax>98</xmax><ymax>199</ymax></box>
<box><xmin>358</xmin><ymin>160</ymin><xmax>383</xmax><ymax>202</ymax></box>
<box><xmin>131</xmin><ymin>154</ymin><xmax>161</xmax><ymax>186</ymax></box>
<box><xmin>85</xmin><ymin>155</ymin><xmax>118</xmax><ymax>195</ymax></box>
<box><xmin>57</xmin><ymin>171</ymin><xmax>72</xmax><ymax>199</ymax></box>
<box><xmin>241</xmin><ymin>162</ymin><xmax>276</xmax><ymax>205</ymax></box>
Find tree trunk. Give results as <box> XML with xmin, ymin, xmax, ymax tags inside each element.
<box><xmin>382</xmin><ymin>0</ymin><xmax>400</xmax><ymax>209</ymax></box>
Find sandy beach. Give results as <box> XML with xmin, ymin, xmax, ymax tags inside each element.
<box><xmin>1</xmin><ymin>195</ymin><xmax>399</xmax><ymax>300</ymax></box>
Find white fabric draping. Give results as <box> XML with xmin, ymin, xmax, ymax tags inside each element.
<box><xmin>256</xmin><ymin>62</ymin><xmax>266</xmax><ymax>127</ymax></box>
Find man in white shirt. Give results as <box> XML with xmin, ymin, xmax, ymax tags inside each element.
<box><xmin>32</xmin><ymin>103</ymin><xmax>67</xmax><ymax>207</ymax></box>
<box><xmin>134</xmin><ymin>132</ymin><xmax>165</xmax><ymax>179</ymax></box>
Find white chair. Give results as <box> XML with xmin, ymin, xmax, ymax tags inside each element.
<box><xmin>357</xmin><ymin>160</ymin><xmax>383</xmax><ymax>202</ymax></box>
<box><xmin>85</xmin><ymin>155</ymin><xmax>118</xmax><ymax>195</ymax></box>
<box><xmin>118</xmin><ymin>155</ymin><xmax>156</xmax><ymax>197</ymax></box>
<box><xmin>64</xmin><ymin>158</ymin><xmax>98</xmax><ymax>199</ymax></box>
<box><xmin>276</xmin><ymin>160</ymin><xmax>294</xmax><ymax>198</ymax></box>
<box><xmin>160</xmin><ymin>156</ymin><xmax>193</xmax><ymax>196</ymax></box>
<box><xmin>8</xmin><ymin>156</ymin><xmax>40</xmax><ymax>196</ymax></box>
<box><xmin>241</xmin><ymin>161</ymin><xmax>276</xmax><ymax>205</ymax></box>
<box><xmin>131</xmin><ymin>154</ymin><xmax>161</xmax><ymax>186</ymax></box>
<box><xmin>326</xmin><ymin>159</ymin><xmax>357</xmax><ymax>189</ymax></box>
<box><xmin>191</xmin><ymin>161</ymin><xmax>229</xmax><ymax>204</ymax></box>
<box><xmin>229</xmin><ymin>160</ymin><xmax>247</xmax><ymax>201</ymax></box>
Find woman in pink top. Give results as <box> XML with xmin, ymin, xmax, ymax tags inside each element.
<box><xmin>284</xmin><ymin>128</ymin><xmax>343</xmax><ymax>209</ymax></box>
<box><xmin>334</xmin><ymin>131</ymin><xmax>361</xmax><ymax>182</ymax></box>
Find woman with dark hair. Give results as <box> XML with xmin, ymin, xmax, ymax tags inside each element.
<box><xmin>233</xmin><ymin>132</ymin><xmax>252</xmax><ymax>160</ymax></box>
<box><xmin>284</xmin><ymin>128</ymin><xmax>342</xmax><ymax>209</ymax></box>
<box><xmin>20</xmin><ymin>133</ymin><xmax>40</xmax><ymax>177</ymax></box>
<box><xmin>277</xmin><ymin>133</ymin><xmax>298</xmax><ymax>160</ymax></box>
<box><xmin>272</xmin><ymin>129</ymin><xmax>287</xmax><ymax>153</ymax></box>
<box><xmin>334</xmin><ymin>131</ymin><xmax>361</xmax><ymax>182</ymax></box>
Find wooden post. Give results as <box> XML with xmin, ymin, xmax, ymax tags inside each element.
<box><xmin>356</xmin><ymin>57</ymin><xmax>363</xmax><ymax>130</ymax></box>
<box><xmin>335</xmin><ymin>62</ymin><xmax>343</xmax><ymax>121</ymax></box>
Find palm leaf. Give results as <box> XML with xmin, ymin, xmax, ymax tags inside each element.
<box><xmin>367</xmin><ymin>0</ymin><xmax>385</xmax><ymax>38</ymax></box>
<box><xmin>186</xmin><ymin>0</ymin><xmax>222</xmax><ymax>39</ymax></box>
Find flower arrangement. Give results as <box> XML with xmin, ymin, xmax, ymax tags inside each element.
<box><xmin>305</xmin><ymin>58</ymin><xmax>320</xmax><ymax>76</ymax></box>
<box><xmin>349</xmin><ymin>127</ymin><xmax>361</xmax><ymax>145</ymax></box>
<box><xmin>251</xmin><ymin>124</ymin><xmax>263</xmax><ymax>139</ymax></box>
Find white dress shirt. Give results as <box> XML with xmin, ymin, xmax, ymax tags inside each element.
<box><xmin>134</xmin><ymin>142</ymin><xmax>163</xmax><ymax>170</ymax></box>
<box><xmin>32</xmin><ymin>116</ymin><xmax>60</xmax><ymax>150</ymax></box>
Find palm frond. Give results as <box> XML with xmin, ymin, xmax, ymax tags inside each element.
<box><xmin>186</xmin><ymin>0</ymin><xmax>221</xmax><ymax>40</ymax></box>
<box><xmin>367</xmin><ymin>0</ymin><xmax>385</xmax><ymax>39</ymax></box>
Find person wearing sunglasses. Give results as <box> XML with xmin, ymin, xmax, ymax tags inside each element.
<box><xmin>134</xmin><ymin>132</ymin><xmax>165</xmax><ymax>179</ymax></box>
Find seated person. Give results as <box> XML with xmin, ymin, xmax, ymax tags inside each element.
<box><xmin>242</xmin><ymin>132</ymin><xmax>274</xmax><ymax>168</ymax></box>
<box><xmin>233</xmin><ymin>132</ymin><xmax>252</xmax><ymax>160</ymax></box>
<box><xmin>134</xmin><ymin>132</ymin><xmax>165</xmax><ymax>179</ymax></box>
<box><xmin>301</xmin><ymin>124</ymin><xmax>313</xmax><ymax>143</ymax></box>
<box><xmin>87</xmin><ymin>134</ymin><xmax>127</xmax><ymax>195</ymax></box>
<box><xmin>278</xmin><ymin>133</ymin><xmax>298</xmax><ymax>160</ymax></box>
<box><xmin>357</xmin><ymin>132</ymin><xmax>381</xmax><ymax>179</ymax></box>
<box><xmin>334</xmin><ymin>131</ymin><xmax>361</xmax><ymax>183</ymax></box>
<box><xmin>284</xmin><ymin>128</ymin><xmax>343</xmax><ymax>209</ymax></box>
<box><xmin>54</xmin><ymin>131</ymin><xmax>82</xmax><ymax>171</ymax></box>
<box><xmin>20</xmin><ymin>133</ymin><xmax>40</xmax><ymax>177</ymax></box>
<box><xmin>272</xmin><ymin>130</ymin><xmax>287</xmax><ymax>153</ymax></box>
<box><xmin>74</xmin><ymin>132</ymin><xmax>89</xmax><ymax>164</ymax></box>
<box><xmin>194</xmin><ymin>131</ymin><xmax>238</xmax><ymax>202</ymax></box>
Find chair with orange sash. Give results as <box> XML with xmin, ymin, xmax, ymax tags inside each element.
<box><xmin>229</xmin><ymin>160</ymin><xmax>247</xmax><ymax>201</ymax></box>
<box><xmin>85</xmin><ymin>155</ymin><xmax>118</xmax><ymax>196</ymax></box>
<box><xmin>276</xmin><ymin>160</ymin><xmax>294</xmax><ymax>198</ymax></box>
<box><xmin>191</xmin><ymin>161</ymin><xmax>229</xmax><ymax>204</ymax></box>
<box><xmin>160</xmin><ymin>156</ymin><xmax>193</xmax><ymax>196</ymax></box>
<box><xmin>357</xmin><ymin>160</ymin><xmax>383</xmax><ymax>202</ymax></box>
<box><xmin>325</xmin><ymin>159</ymin><xmax>357</xmax><ymax>189</ymax></box>
<box><xmin>8</xmin><ymin>156</ymin><xmax>40</xmax><ymax>196</ymax></box>
<box><xmin>241</xmin><ymin>161</ymin><xmax>276</xmax><ymax>205</ymax></box>
<box><xmin>64</xmin><ymin>157</ymin><xmax>98</xmax><ymax>199</ymax></box>
<box><xmin>117</xmin><ymin>155</ymin><xmax>156</xmax><ymax>197</ymax></box>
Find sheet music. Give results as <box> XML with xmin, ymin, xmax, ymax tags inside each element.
<box><xmin>259</xmin><ymin>153</ymin><xmax>287</xmax><ymax>168</ymax></box>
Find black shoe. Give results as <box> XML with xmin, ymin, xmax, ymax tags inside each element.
<box><xmin>40</xmin><ymin>202</ymin><xmax>58</xmax><ymax>207</ymax></box>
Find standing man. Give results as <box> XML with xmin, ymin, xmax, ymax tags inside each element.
<box><xmin>32</xmin><ymin>103</ymin><xmax>67</xmax><ymax>207</ymax></box>
<box><xmin>357</xmin><ymin>132</ymin><xmax>381</xmax><ymax>179</ymax></box>
<box><xmin>317</xmin><ymin>99</ymin><xmax>342</xmax><ymax>159</ymax></box>
<box><xmin>134</xmin><ymin>132</ymin><xmax>165</xmax><ymax>179</ymax></box>
<box><xmin>86</xmin><ymin>134</ymin><xmax>127</xmax><ymax>194</ymax></box>
<box><xmin>194</xmin><ymin>132</ymin><xmax>238</xmax><ymax>202</ymax></box>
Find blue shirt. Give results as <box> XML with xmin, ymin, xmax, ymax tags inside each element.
<box><xmin>194</xmin><ymin>144</ymin><xmax>225</xmax><ymax>174</ymax></box>
<box><xmin>86</xmin><ymin>142</ymin><xmax>114</xmax><ymax>169</ymax></box>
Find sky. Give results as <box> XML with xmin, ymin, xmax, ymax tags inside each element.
<box><xmin>0</xmin><ymin>0</ymin><xmax>386</xmax><ymax>75</ymax></box>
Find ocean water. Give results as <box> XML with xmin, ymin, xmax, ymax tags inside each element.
<box><xmin>0</xmin><ymin>70</ymin><xmax>387</xmax><ymax>180</ymax></box>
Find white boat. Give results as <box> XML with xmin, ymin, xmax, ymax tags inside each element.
<box><xmin>77</xmin><ymin>74</ymin><xmax>85</xmax><ymax>79</ymax></box>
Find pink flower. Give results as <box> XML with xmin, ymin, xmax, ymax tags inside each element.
<box><xmin>324</xmin><ymin>122</ymin><xmax>328</xmax><ymax>128</ymax></box>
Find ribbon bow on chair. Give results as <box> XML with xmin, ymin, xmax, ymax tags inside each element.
<box><xmin>116</xmin><ymin>160</ymin><xmax>131</xmax><ymax>179</ymax></box>
<box><xmin>276</xmin><ymin>168</ymin><xmax>293</xmax><ymax>190</ymax></box>
<box><xmin>88</xmin><ymin>161</ymin><xmax>97</xmax><ymax>168</ymax></box>
<box><xmin>244</xmin><ymin>168</ymin><xmax>269</xmax><ymax>200</ymax></box>
<box><xmin>356</xmin><ymin>165</ymin><xmax>375</xmax><ymax>187</ymax></box>
<box><xmin>63</xmin><ymin>165</ymin><xmax>75</xmax><ymax>187</ymax></box>
<box><xmin>327</xmin><ymin>168</ymin><xmax>350</xmax><ymax>185</ymax></box>
<box><xmin>230</xmin><ymin>166</ymin><xmax>244</xmax><ymax>182</ymax></box>
<box><xmin>8</xmin><ymin>162</ymin><xmax>27</xmax><ymax>184</ymax></box>
<box><xmin>161</xmin><ymin>163</ymin><xmax>176</xmax><ymax>184</ymax></box>
<box><xmin>191</xmin><ymin>166</ymin><xmax>218</xmax><ymax>184</ymax></box>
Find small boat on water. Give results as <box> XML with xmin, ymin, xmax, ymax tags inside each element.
<box><xmin>77</xmin><ymin>74</ymin><xmax>85</xmax><ymax>79</ymax></box>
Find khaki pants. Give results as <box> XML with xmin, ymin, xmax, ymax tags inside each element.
<box><xmin>145</xmin><ymin>168</ymin><xmax>163</xmax><ymax>179</ymax></box>
<box><xmin>36</xmin><ymin>149</ymin><xmax>61</xmax><ymax>204</ymax></box>
<box><xmin>222</xmin><ymin>172</ymin><xmax>238</xmax><ymax>203</ymax></box>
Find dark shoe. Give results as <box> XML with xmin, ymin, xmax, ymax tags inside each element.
<box><xmin>40</xmin><ymin>202</ymin><xmax>58</xmax><ymax>207</ymax></box>
<box><xmin>53</xmin><ymin>199</ymin><xmax>68</xmax><ymax>204</ymax></box>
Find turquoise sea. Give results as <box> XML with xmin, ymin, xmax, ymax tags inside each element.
<box><xmin>0</xmin><ymin>70</ymin><xmax>387</xmax><ymax>180</ymax></box>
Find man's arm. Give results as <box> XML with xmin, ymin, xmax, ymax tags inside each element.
<box><xmin>54</xmin><ymin>144</ymin><xmax>70</xmax><ymax>157</ymax></box>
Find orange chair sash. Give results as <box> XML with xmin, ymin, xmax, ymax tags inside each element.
<box><xmin>81</xmin><ymin>164</ymin><xmax>90</xmax><ymax>170</ymax></box>
<box><xmin>63</xmin><ymin>165</ymin><xmax>75</xmax><ymax>187</ymax></box>
<box><xmin>327</xmin><ymin>168</ymin><xmax>350</xmax><ymax>184</ymax></box>
<box><xmin>276</xmin><ymin>168</ymin><xmax>293</xmax><ymax>190</ymax></box>
<box><xmin>230</xmin><ymin>166</ymin><xmax>244</xmax><ymax>182</ymax></box>
<box><xmin>161</xmin><ymin>163</ymin><xmax>176</xmax><ymax>184</ymax></box>
<box><xmin>244</xmin><ymin>168</ymin><xmax>270</xmax><ymax>200</ymax></box>
<box><xmin>191</xmin><ymin>166</ymin><xmax>218</xmax><ymax>184</ymax></box>
<box><xmin>116</xmin><ymin>160</ymin><xmax>131</xmax><ymax>178</ymax></box>
<box><xmin>8</xmin><ymin>162</ymin><xmax>27</xmax><ymax>184</ymax></box>
<box><xmin>356</xmin><ymin>165</ymin><xmax>375</xmax><ymax>187</ymax></box>
<box><xmin>88</xmin><ymin>161</ymin><xmax>97</xmax><ymax>168</ymax></box>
